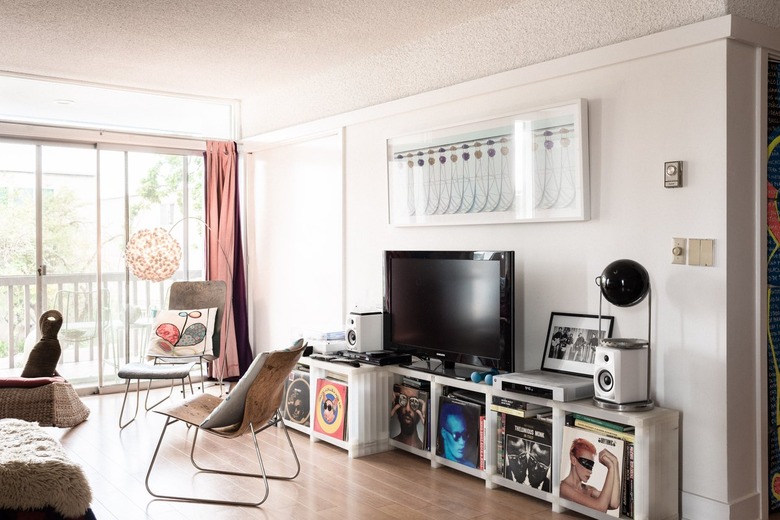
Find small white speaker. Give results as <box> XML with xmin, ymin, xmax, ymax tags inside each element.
<box><xmin>594</xmin><ymin>344</ymin><xmax>649</xmax><ymax>404</ymax></box>
<box><xmin>345</xmin><ymin>311</ymin><xmax>382</xmax><ymax>353</ymax></box>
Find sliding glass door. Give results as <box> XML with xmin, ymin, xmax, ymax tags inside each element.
<box><xmin>0</xmin><ymin>138</ymin><xmax>204</xmax><ymax>390</ymax></box>
<box><xmin>99</xmin><ymin>149</ymin><xmax>206</xmax><ymax>385</ymax></box>
<box><xmin>0</xmin><ymin>142</ymin><xmax>101</xmax><ymax>386</ymax></box>
<box><xmin>0</xmin><ymin>141</ymin><xmax>40</xmax><ymax>373</ymax></box>
<box><xmin>40</xmin><ymin>145</ymin><xmax>100</xmax><ymax>384</ymax></box>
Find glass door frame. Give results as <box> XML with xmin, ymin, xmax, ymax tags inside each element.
<box><xmin>0</xmin><ymin>129</ymin><xmax>207</xmax><ymax>393</ymax></box>
<box><xmin>36</xmin><ymin>140</ymin><xmax>102</xmax><ymax>387</ymax></box>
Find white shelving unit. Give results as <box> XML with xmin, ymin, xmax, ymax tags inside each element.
<box><xmin>291</xmin><ymin>357</ymin><xmax>391</xmax><ymax>458</ymax></box>
<box><xmin>490</xmin><ymin>385</ymin><xmax>680</xmax><ymax>520</ymax></box>
<box><xmin>387</xmin><ymin>366</ymin><xmax>493</xmax><ymax>477</ymax></box>
<box><xmin>387</xmin><ymin>366</ymin><xmax>678</xmax><ymax>520</ymax></box>
<box><xmin>286</xmin><ymin>359</ymin><xmax>679</xmax><ymax>519</ymax></box>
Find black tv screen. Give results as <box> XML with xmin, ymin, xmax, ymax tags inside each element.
<box><xmin>383</xmin><ymin>250</ymin><xmax>514</xmax><ymax>377</ymax></box>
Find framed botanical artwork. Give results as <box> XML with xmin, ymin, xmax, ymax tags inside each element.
<box><xmin>386</xmin><ymin>99</ymin><xmax>589</xmax><ymax>226</ymax></box>
<box><xmin>541</xmin><ymin>312</ymin><xmax>614</xmax><ymax>377</ymax></box>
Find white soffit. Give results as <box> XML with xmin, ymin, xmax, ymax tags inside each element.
<box><xmin>0</xmin><ymin>74</ymin><xmax>237</xmax><ymax>140</ymax></box>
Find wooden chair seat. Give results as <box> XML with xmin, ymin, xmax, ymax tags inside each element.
<box><xmin>144</xmin><ymin>344</ymin><xmax>305</xmax><ymax>507</ymax></box>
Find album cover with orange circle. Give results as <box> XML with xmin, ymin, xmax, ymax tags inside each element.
<box><xmin>313</xmin><ymin>378</ymin><xmax>348</xmax><ymax>441</ymax></box>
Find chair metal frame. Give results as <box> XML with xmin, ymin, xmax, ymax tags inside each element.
<box><xmin>145</xmin><ymin>346</ymin><xmax>304</xmax><ymax>507</ymax></box>
<box><xmin>116</xmin><ymin>280</ymin><xmax>226</xmax><ymax>428</ymax></box>
<box><xmin>117</xmin><ymin>360</ymin><xmax>195</xmax><ymax>428</ymax></box>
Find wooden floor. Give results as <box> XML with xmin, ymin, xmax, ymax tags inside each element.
<box><xmin>46</xmin><ymin>387</ymin><xmax>589</xmax><ymax>520</ymax></box>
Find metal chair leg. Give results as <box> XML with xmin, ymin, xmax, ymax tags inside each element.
<box><xmin>145</xmin><ymin>410</ymin><xmax>300</xmax><ymax>507</ymax></box>
<box><xmin>143</xmin><ymin>374</ymin><xmax>192</xmax><ymax>411</ymax></box>
<box><xmin>120</xmin><ymin>374</ymin><xmax>193</xmax><ymax>428</ymax></box>
<box><xmin>190</xmin><ymin>410</ymin><xmax>301</xmax><ymax>480</ymax></box>
<box><xmin>118</xmin><ymin>379</ymin><xmax>142</xmax><ymax>429</ymax></box>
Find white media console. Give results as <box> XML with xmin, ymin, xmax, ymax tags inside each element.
<box><xmin>290</xmin><ymin>357</ymin><xmax>679</xmax><ymax>520</ymax></box>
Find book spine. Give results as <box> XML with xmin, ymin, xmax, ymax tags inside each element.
<box><xmin>628</xmin><ymin>442</ymin><xmax>634</xmax><ymax>517</ymax></box>
<box><xmin>571</xmin><ymin>412</ymin><xmax>633</xmax><ymax>432</ymax></box>
<box><xmin>621</xmin><ymin>443</ymin><xmax>629</xmax><ymax>516</ymax></box>
<box><xmin>496</xmin><ymin>412</ymin><xmax>505</xmax><ymax>475</ymax></box>
<box><xmin>448</xmin><ymin>390</ymin><xmax>487</xmax><ymax>407</ymax></box>
<box><xmin>573</xmin><ymin>419</ymin><xmax>636</xmax><ymax>443</ymax></box>
<box><xmin>427</xmin><ymin>397</ymin><xmax>431</xmax><ymax>449</ymax></box>
<box><xmin>489</xmin><ymin>404</ymin><xmax>544</xmax><ymax>418</ymax></box>
<box><xmin>479</xmin><ymin>414</ymin><xmax>485</xmax><ymax>471</ymax></box>
<box><xmin>401</xmin><ymin>377</ymin><xmax>430</xmax><ymax>390</ymax></box>
<box><xmin>491</xmin><ymin>395</ymin><xmax>543</xmax><ymax>411</ymax></box>
<box><xmin>621</xmin><ymin>441</ymin><xmax>634</xmax><ymax>517</ymax></box>
<box><xmin>535</xmin><ymin>412</ymin><xmax>553</xmax><ymax>423</ymax></box>
<box><xmin>325</xmin><ymin>372</ymin><xmax>348</xmax><ymax>383</ymax></box>
<box><xmin>343</xmin><ymin>384</ymin><xmax>349</xmax><ymax>441</ymax></box>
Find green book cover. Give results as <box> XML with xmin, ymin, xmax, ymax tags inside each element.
<box><xmin>570</xmin><ymin>413</ymin><xmax>634</xmax><ymax>432</ymax></box>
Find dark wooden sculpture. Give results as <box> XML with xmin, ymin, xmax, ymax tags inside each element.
<box><xmin>21</xmin><ymin>310</ymin><xmax>63</xmax><ymax>378</ymax></box>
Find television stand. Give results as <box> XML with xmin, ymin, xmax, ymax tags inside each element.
<box><xmin>285</xmin><ymin>359</ymin><xmax>679</xmax><ymax>519</ymax></box>
<box><xmin>400</xmin><ymin>359</ymin><xmax>480</xmax><ymax>381</ymax></box>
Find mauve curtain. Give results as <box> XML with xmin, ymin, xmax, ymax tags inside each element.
<box><xmin>205</xmin><ymin>141</ymin><xmax>253</xmax><ymax>379</ymax></box>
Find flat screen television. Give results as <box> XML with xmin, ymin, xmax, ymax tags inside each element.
<box><xmin>383</xmin><ymin>250</ymin><xmax>515</xmax><ymax>379</ymax></box>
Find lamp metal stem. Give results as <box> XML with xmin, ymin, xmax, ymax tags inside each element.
<box><xmin>168</xmin><ymin>216</ymin><xmax>234</xmax><ymax>388</ymax></box>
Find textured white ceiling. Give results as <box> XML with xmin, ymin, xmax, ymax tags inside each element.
<box><xmin>0</xmin><ymin>0</ymin><xmax>778</xmax><ymax>137</ymax></box>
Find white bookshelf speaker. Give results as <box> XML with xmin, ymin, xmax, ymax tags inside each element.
<box><xmin>345</xmin><ymin>311</ymin><xmax>382</xmax><ymax>353</ymax></box>
<box><xmin>594</xmin><ymin>344</ymin><xmax>649</xmax><ymax>404</ymax></box>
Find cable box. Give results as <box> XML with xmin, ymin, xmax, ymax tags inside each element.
<box><xmin>493</xmin><ymin>371</ymin><xmax>594</xmax><ymax>402</ymax></box>
<box><xmin>339</xmin><ymin>350</ymin><xmax>412</xmax><ymax>366</ymax></box>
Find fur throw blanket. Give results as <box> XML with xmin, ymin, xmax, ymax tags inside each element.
<box><xmin>0</xmin><ymin>419</ymin><xmax>92</xmax><ymax>517</ymax></box>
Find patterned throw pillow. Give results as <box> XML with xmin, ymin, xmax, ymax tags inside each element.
<box><xmin>145</xmin><ymin>307</ymin><xmax>218</xmax><ymax>359</ymax></box>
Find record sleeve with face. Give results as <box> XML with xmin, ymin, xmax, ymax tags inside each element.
<box><xmin>283</xmin><ymin>370</ymin><xmax>310</xmax><ymax>426</ymax></box>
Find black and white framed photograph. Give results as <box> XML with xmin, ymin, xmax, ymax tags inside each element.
<box><xmin>541</xmin><ymin>312</ymin><xmax>614</xmax><ymax>377</ymax></box>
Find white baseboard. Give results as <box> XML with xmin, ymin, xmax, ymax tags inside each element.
<box><xmin>682</xmin><ymin>491</ymin><xmax>760</xmax><ymax>520</ymax></box>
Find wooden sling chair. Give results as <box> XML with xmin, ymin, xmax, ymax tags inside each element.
<box><xmin>145</xmin><ymin>341</ymin><xmax>305</xmax><ymax>507</ymax></box>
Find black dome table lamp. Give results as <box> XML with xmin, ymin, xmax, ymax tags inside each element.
<box><xmin>593</xmin><ymin>259</ymin><xmax>654</xmax><ymax>411</ymax></box>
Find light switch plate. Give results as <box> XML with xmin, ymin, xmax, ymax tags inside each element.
<box><xmin>700</xmin><ymin>239</ymin><xmax>713</xmax><ymax>266</ymax></box>
<box><xmin>689</xmin><ymin>239</ymin><xmax>701</xmax><ymax>265</ymax></box>
<box><xmin>672</xmin><ymin>238</ymin><xmax>686</xmax><ymax>264</ymax></box>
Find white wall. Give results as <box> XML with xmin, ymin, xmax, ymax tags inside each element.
<box><xmin>342</xmin><ymin>39</ymin><xmax>738</xmax><ymax>514</ymax></box>
<box><xmin>244</xmin><ymin>19</ymin><xmax>771</xmax><ymax>519</ymax></box>
<box><xmin>247</xmin><ymin>132</ymin><xmax>345</xmax><ymax>350</ymax></box>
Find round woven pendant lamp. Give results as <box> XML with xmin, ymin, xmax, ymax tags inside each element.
<box><xmin>125</xmin><ymin>228</ymin><xmax>182</xmax><ymax>282</ymax></box>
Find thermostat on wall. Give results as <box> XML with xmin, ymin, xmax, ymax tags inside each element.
<box><xmin>664</xmin><ymin>161</ymin><xmax>683</xmax><ymax>188</ymax></box>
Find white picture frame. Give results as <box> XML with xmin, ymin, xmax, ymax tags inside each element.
<box><xmin>541</xmin><ymin>312</ymin><xmax>614</xmax><ymax>377</ymax></box>
<box><xmin>386</xmin><ymin>99</ymin><xmax>589</xmax><ymax>226</ymax></box>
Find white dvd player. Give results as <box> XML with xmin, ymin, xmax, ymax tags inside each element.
<box><xmin>493</xmin><ymin>370</ymin><xmax>595</xmax><ymax>402</ymax></box>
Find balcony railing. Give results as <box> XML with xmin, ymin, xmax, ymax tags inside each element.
<box><xmin>0</xmin><ymin>272</ymin><xmax>176</xmax><ymax>373</ymax></box>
